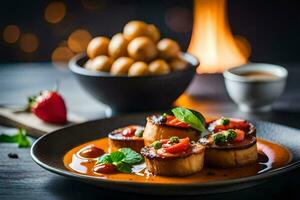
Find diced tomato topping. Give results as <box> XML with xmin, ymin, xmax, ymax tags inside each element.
<box><xmin>165</xmin><ymin>116</ymin><xmax>190</xmax><ymax>128</ymax></box>
<box><xmin>121</xmin><ymin>126</ymin><xmax>137</xmax><ymax>137</ymax></box>
<box><xmin>213</xmin><ymin>120</ymin><xmax>249</xmax><ymax>132</ymax></box>
<box><xmin>233</xmin><ymin>129</ymin><xmax>245</xmax><ymax>142</ymax></box>
<box><xmin>164</xmin><ymin>137</ymin><xmax>190</xmax><ymax>154</ymax></box>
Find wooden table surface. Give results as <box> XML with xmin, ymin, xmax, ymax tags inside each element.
<box><xmin>0</xmin><ymin>63</ymin><xmax>300</xmax><ymax>200</ymax></box>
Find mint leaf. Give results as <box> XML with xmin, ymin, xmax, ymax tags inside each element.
<box><xmin>172</xmin><ymin>107</ymin><xmax>206</xmax><ymax>132</ymax></box>
<box><xmin>116</xmin><ymin>162</ymin><xmax>132</xmax><ymax>173</ymax></box>
<box><xmin>119</xmin><ymin>148</ymin><xmax>143</xmax><ymax>165</ymax></box>
<box><xmin>0</xmin><ymin>128</ymin><xmax>31</xmax><ymax>148</ymax></box>
<box><xmin>97</xmin><ymin>154</ymin><xmax>112</xmax><ymax>164</ymax></box>
<box><xmin>110</xmin><ymin>151</ymin><xmax>125</xmax><ymax>163</ymax></box>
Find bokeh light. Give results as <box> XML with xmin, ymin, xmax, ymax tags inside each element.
<box><xmin>165</xmin><ymin>7</ymin><xmax>192</xmax><ymax>33</ymax></box>
<box><xmin>3</xmin><ymin>25</ymin><xmax>20</xmax><ymax>43</ymax></box>
<box><xmin>45</xmin><ymin>2</ymin><xmax>66</xmax><ymax>24</ymax></box>
<box><xmin>81</xmin><ymin>0</ymin><xmax>104</xmax><ymax>10</ymax></box>
<box><xmin>52</xmin><ymin>46</ymin><xmax>74</xmax><ymax>62</ymax></box>
<box><xmin>67</xmin><ymin>29</ymin><xmax>92</xmax><ymax>53</ymax></box>
<box><xmin>19</xmin><ymin>33</ymin><xmax>39</xmax><ymax>53</ymax></box>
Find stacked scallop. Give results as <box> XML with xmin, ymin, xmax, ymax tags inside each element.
<box><xmin>85</xmin><ymin>21</ymin><xmax>188</xmax><ymax>76</ymax></box>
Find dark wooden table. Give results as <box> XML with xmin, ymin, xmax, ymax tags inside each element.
<box><xmin>0</xmin><ymin>63</ymin><xmax>300</xmax><ymax>200</ymax></box>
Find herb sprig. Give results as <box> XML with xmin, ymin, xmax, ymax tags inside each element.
<box><xmin>0</xmin><ymin>128</ymin><xmax>31</xmax><ymax>148</ymax></box>
<box><xmin>171</xmin><ymin>107</ymin><xmax>206</xmax><ymax>133</ymax></box>
<box><xmin>96</xmin><ymin>148</ymin><xmax>143</xmax><ymax>173</ymax></box>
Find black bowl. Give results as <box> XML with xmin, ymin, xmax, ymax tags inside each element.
<box><xmin>69</xmin><ymin>53</ymin><xmax>199</xmax><ymax>114</ymax></box>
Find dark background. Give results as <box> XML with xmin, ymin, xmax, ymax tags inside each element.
<box><xmin>0</xmin><ymin>0</ymin><xmax>299</xmax><ymax>63</ymax></box>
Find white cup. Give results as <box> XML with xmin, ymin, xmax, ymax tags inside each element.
<box><xmin>223</xmin><ymin>63</ymin><xmax>288</xmax><ymax>112</ymax></box>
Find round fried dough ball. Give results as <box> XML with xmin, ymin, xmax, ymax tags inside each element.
<box><xmin>108</xmin><ymin>33</ymin><xmax>128</xmax><ymax>59</ymax></box>
<box><xmin>147</xmin><ymin>24</ymin><xmax>160</xmax><ymax>43</ymax></box>
<box><xmin>127</xmin><ymin>37</ymin><xmax>157</xmax><ymax>62</ymax></box>
<box><xmin>169</xmin><ymin>57</ymin><xmax>188</xmax><ymax>71</ymax></box>
<box><xmin>157</xmin><ymin>38</ymin><xmax>180</xmax><ymax>60</ymax></box>
<box><xmin>84</xmin><ymin>59</ymin><xmax>94</xmax><ymax>69</ymax></box>
<box><xmin>123</xmin><ymin>21</ymin><xmax>149</xmax><ymax>41</ymax></box>
<box><xmin>87</xmin><ymin>36</ymin><xmax>110</xmax><ymax>59</ymax></box>
<box><xmin>128</xmin><ymin>62</ymin><xmax>149</xmax><ymax>77</ymax></box>
<box><xmin>149</xmin><ymin>59</ymin><xmax>171</xmax><ymax>75</ymax></box>
<box><xmin>110</xmin><ymin>57</ymin><xmax>134</xmax><ymax>75</ymax></box>
<box><xmin>89</xmin><ymin>55</ymin><xmax>112</xmax><ymax>72</ymax></box>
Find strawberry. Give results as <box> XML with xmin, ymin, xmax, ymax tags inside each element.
<box><xmin>29</xmin><ymin>91</ymin><xmax>67</xmax><ymax>124</ymax></box>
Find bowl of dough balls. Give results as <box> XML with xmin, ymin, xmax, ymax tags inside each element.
<box><xmin>69</xmin><ymin>21</ymin><xmax>199</xmax><ymax>114</ymax></box>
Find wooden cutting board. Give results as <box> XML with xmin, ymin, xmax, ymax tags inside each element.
<box><xmin>0</xmin><ymin>106</ymin><xmax>85</xmax><ymax>137</ymax></box>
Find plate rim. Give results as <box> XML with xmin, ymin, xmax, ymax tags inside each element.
<box><xmin>30</xmin><ymin>115</ymin><xmax>300</xmax><ymax>188</ymax></box>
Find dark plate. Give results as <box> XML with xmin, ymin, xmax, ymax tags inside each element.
<box><xmin>31</xmin><ymin>113</ymin><xmax>300</xmax><ymax>195</ymax></box>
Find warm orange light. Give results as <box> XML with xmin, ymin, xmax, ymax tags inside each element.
<box><xmin>68</xmin><ymin>29</ymin><xmax>92</xmax><ymax>53</ymax></box>
<box><xmin>3</xmin><ymin>25</ymin><xmax>20</xmax><ymax>43</ymax></box>
<box><xmin>52</xmin><ymin>46</ymin><xmax>74</xmax><ymax>62</ymax></box>
<box><xmin>188</xmin><ymin>0</ymin><xmax>251</xmax><ymax>74</ymax></box>
<box><xmin>81</xmin><ymin>0</ymin><xmax>104</xmax><ymax>10</ymax></box>
<box><xmin>45</xmin><ymin>2</ymin><xmax>66</xmax><ymax>24</ymax></box>
<box><xmin>19</xmin><ymin>33</ymin><xmax>39</xmax><ymax>53</ymax></box>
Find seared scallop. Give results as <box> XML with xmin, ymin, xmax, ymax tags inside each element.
<box><xmin>108</xmin><ymin>125</ymin><xmax>145</xmax><ymax>153</ymax></box>
<box><xmin>200</xmin><ymin>118</ymin><xmax>258</xmax><ymax>168</ymax></box>
<box><xmin>141</xmin><ymin>137</ymin><xmax>205</xmax><ymax>176</ymax></box>
<box><xmin>143</xmin><ymin>115</ymin><xmax>200</xmax><ymax>145</ymax></box>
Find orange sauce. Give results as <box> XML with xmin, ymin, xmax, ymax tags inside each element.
<box><xmin>63</xmin><ymin>138</ymin><xmax>291</xmax><ymax>184</ymax></box>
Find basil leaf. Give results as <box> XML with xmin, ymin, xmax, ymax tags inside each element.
<box><xmin>0</xmin><ymin>128</ymin><xmax>31</xmax><ymax>148</ymax></box>
<box><xmin>171</xmin><ymin>107</ymin><xmax>206</xmax><ymax>132</ymax></box>
<box><xmin>116</xmin><ymin>162</ymin><xmax>132</xmax><ymax>173</ymax></box>
<box><xmin>18</xmin><ymin>129</ymin><xmax>31</xmax><ymax>148</ymax></box>
<box><xmin>119</xmin><ymin>148</ymin><xmax>143</xmax><ymax>165</ymax></box>
<box><xmin>110</xmin><ymin>151</ymin><xmax>125</xmax><ymax>163</ymax></box>
<box><xmin>97</xmin><ymin>154</ymin><xmax>112</xmax><ymax>164</ymax></box>
<box><xmin>0</xmin><ymin>134</ymin><xmax>19</xmax><ymax>143</ymax></box>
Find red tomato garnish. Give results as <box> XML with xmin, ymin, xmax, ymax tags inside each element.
<box><xmin>93</xmin><ymin>164</ymin><xmax>116</xmax><ymax>174</ymax></box>
<box><xmin>165</xmin><ymin>116</ymin><xmax>190</xmax><ymax>128</ymax></box>
<box><xmin>213</xmin><ymin>120</ymin><xmax>249</xmax><ymax>132</ymax></box>
<box><xmin>233</xmin><ymin>129</ymin><xmax>245</xmax><ymax>142</ymax></box>
<box><xmin>164</xmin><ymin>137</ymin><xmax>190</xmax><ymax>154</ymax></box>
<box><xmin>121</xmin><ymin>126</ymin><xmax>137</xmax><ymax>137</ymax></box>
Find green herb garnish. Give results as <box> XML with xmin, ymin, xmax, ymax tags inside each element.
<box><xmin>213</xmin><ymin>133</ymin><xmax>226</xmax><ymax>145</ymax></box>
<box><xmin>171</xmin><ymin>107</ymin><xmax>206</xmax><ymax>132</ymax></box>
<box><xmin>96</xmin><ymin>148</ymin><xmax>143</xmax><ymax>173</ymax></box>
<box><xmin>169</xmin><ymin>136</ymin><xmax>179</xmax><ymax>144</ymax></box>
<box><xmin>134</xmin><ymin>128</ymin><xmax>144</xmax><ymax>137</ymax></box>
<box><xmin>0</xmin><ymin>128</ymin><xmax>31</xmax><ymax>148</ymax></box>
<box><xmin>150</xmin><ymin>141</ymin><xmax>162</xmax><ymax>149</ymax></box>
<box><xmin>223</xmin><ymin>129</ymin><xmax>237</xmax><ymax>142</ymax></box>
<box><xmin>219</xmin><ymin>117</ymin><xmax>230</xmax><ymax>125</ymax></box>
